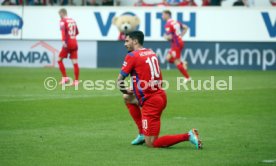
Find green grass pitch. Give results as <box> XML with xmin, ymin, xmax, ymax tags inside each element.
<box><xmin>0</xmin><ymin>67</ymin><xmax>275</xmax><ymax>166</ymax></box>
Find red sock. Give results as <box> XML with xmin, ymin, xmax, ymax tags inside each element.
<box><xmin>176</xmin><ymin>62</ymin><xmax>190</xmax><ymax>79</ymax></box>
<box><xmin>73</xmin><ymin>63</ymin><xmax>79</xmax><ymax>80</ymax></box>
<box><xmin>153</xmin><ymin>133</ymin><xmax>189</xmax><ymax>148</ymax></box>
<box><xmin>58</xmin><ymin>61</ymin><xmax>67</xmax><ymax>77</ymax></box>
<box><xmin>126</xmin><ymin>103</ymin><xmax>143</xmax><ymax>134</ymax></box>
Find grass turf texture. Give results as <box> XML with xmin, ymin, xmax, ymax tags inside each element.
<box><xmin>0</xmin><ymin>67</ymin><xmax>275</xmax><ymax>166</ymax></box>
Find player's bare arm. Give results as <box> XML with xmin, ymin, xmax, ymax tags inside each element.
<box><xmin>181</xmin><ymin>24</ymin><xmax>188</xmax><ymax>37</ymax></box>
<box><xmin>59</xmin><ymin>18</ymin><xmax>67</xmax><ymax>48</ymax></box>
<box><xmin>163</xmin><ymin>34</ymin><xmax>172</xmax><ymax>41</ymax></box>
<box><xmin>117</xmin><ymin>74</ymin><xmax>133</xmax><ymax>95</ymax></box>
<box><xmin>60</xmin><ymin>28</ymin><xmax>67</xmax><ymax>47</ymax></box>
<box><xmin>62</xmin><ymin>41</ymin><xmax>67</xmax><ymax>48</ymax></box>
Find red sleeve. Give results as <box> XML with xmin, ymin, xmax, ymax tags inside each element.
<box><xmin>60</xmin><ymin>20</ymin><xmax>66</xmax><ymax>41</ymax></box>
<box><xmin>120</xmin><ymin>52</ymin><xmax>136</xmax><ymax>77</ymax></box>
<box><xmin>142</xmin><ymin>2</ymin><xmax>155</xmax><ymax>6</ymax></box>
<box><xmin>202</xmin><ymin>0</ymin><xmax>210</xmax><ymax>6</ymax></box>
<box><xmin>178</xmin><ymin>1</ymin><xmax>189</xmax><ymax>6</ymax></box>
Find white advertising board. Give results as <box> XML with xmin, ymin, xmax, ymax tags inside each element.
<box><xmin>0</xmin><ymin>6</ymin><xmax>275</xmax><ymax>41</ymax></box>
<box><xmin>0</xmin><ymin>40</ymin><xmax>97</xmax><ymax>68</ymax></box>
<box><xmin>0</xmin><ymin>7</ymin><xmax>23</xmax><ymax>39</ymax></box>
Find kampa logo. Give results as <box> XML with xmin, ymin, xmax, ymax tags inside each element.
<box><xmin>0</xmin><ymin>41</ymin><xmax>59</xmax><ymax>67</ymax></box>
<box><xmin>262</xmin><ymin>12</ymin><xmax>276</xmax><ymax>37</ymax></box>
<box><xmin>0</xmin><ymin>11</ymin><xmax>23</xmax><ymax>35</ymax></box>
<box><xmin>31</xmin><ymin>41</ymin><xmax>59</xmax><ymax>67</ymax></box>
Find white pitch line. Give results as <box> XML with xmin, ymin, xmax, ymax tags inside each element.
<box><xmin>261</xmin><ymin>159</ymin><xmax>276</xmax><ymax>164</ymax></box>
<box><xmin>0</xmin><ymin>86</ymin><xmax>275</xmax><ymax>102</ymax></box>
<box><xmin>168</xmin><ymin>86</ymin><xmax>276</xmax><ymax>93</ymax></box>
<box><xmin>0</xmin><ymin>93</ymin><xmax>121</xmax><ymax>103</ymax></box>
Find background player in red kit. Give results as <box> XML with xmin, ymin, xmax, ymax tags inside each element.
<box><xmin>58</xmin><ymin>8</ymin><xmax>80</xmax><ymax>86</ymax></box>
<box><xmin>162</xmin><ymin>10</ymin><xmax>191</xmax><ymax>83</ymax></box>
<box><xmin>117</xmin><ymin>31</ymin><xmax>202</xmax><ymax>149</ymax></box>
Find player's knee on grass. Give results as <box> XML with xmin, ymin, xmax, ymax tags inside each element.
<box><xmin>145</xmin><ymin>136</ymin><xmax>157</xmax><ymax>148</ymax></box>
<box><xmin>145</xmin><ymin>139</ymin><xmax>153</xmax><ymax>147</ymax></box>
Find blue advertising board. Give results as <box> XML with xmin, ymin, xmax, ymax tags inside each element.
<box><xmin>98</xmin><ymin>41</ymin><xmax>276</xmax><ymax>70</ymax></box>
<box><xmin>0</xmin><ymin>11</ymin><xmax>23</xmax><ymax>35</ymax></box>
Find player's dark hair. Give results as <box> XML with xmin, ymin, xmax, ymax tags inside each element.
<box><xmin>126</xmin><ymin>31</ymin><xmax>144</xmax><ymax>45</ymax></box>
<box><xmin>59</xmin><ymin>8</ymin><xmax>67</xmax><ymax>15</ymax></box>
<box><xmin>163</xmin><ymin>10</ymin><xmax>171</xmax><ymax>17</ymax></box>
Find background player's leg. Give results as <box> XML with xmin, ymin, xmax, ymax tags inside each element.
<box><xmin>58</xmin><ymin>48</ymin><xmax>69</xmax><ymax>84</ymax></box>
<box><xmin>57</xmin><ymin>57</ymin><xmax>69</xmax><ymax>84</ymax></box>
<box><xmin>58</xmin><ymin>57</ymin><xmax>66</xmax><ymax>77</ymax></box>
<box><xmin>174</xmin><ymin>59</ymin><xmax>190</xmax><ymax>79</ymax></box>
<box><xmin>71</xmin><ymin>58</ymin><xmax>79</xmax><ymax>86</ymax></box>
<box><xmin>70</xmin><ymin>49</ymin><xmax>79</xmax><ymax>84</ymax></box>
<box><xmin>166</xmin><ymin>50</ymin><xmax>175</xmax><ymax>64</ymax></box>
<box><xmin>58</xmin><ymin>48</ymin><xmax>67</xmax><ymax>78</ymax></box>
<box><xmin>170</xmin><ymin>48</ymin><xmax>190</xmax><ymax>79</ymax></box>
<box><xmin>167</xmin><ymin>50</ymin><xmax>190</xmax><ymax>79</ymax></box>
<box><xmin>72</xmin><ymin>59</ymin><xmax>79</xmax><ymax>80</ymax></box>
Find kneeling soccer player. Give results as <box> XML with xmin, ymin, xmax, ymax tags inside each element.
<box><xmin>117</xmin><ymin>30</ymin><xmax>202</xmax><ymax>148</ymax></box>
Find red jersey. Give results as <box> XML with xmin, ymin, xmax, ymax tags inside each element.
<box><xmin>178</xmin><ymin>1</ymin><xmax>197</xmax><ymax>6</ymax></box>
<box><xmin>156</xmin><ymin>2</ymin><xmax>169</xmax><ymax>6</ymax></box>
<box><xmin>134</xmin><ymin>2</ymin><xmax>154</xmax><ymax>6</ymax></box>
<box><xmin>60</xmin><ymin>17</ymin><xmax>79</xmax><ymax>49</ymax></box>
<box><xmin>165</xmin><ymin>19</ymin><xmax>184</xmax><ymax>48</ymax></box>
<box><xmin>120</xmin><ymin>48</ymin><xmax>164</xmax><ymax>106</ymax></box>
<box><xmin>202</xmin><ymin>0</ymin><xmax>210</xmax><ymax>6</ymax></box>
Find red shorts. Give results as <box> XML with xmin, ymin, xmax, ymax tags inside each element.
<box><xmin>168</xmin><ymin>47</ymin><xmax>183</xmax><ymax>63</ymax></box>
<box><xmin>59</xmin><ymin>47</ymin><xmax>78</xmax><ymax>59</ymax></box>
<box><xmin>141</xmin><ymin>91</ymin><xmax>167</xmax><ymax>136</ymax></box>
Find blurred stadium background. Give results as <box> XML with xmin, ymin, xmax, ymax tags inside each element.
<box><xmin>0</xmin><ymin>0</ymin><xmax>276</xmax><ymax>166</ymax></box>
